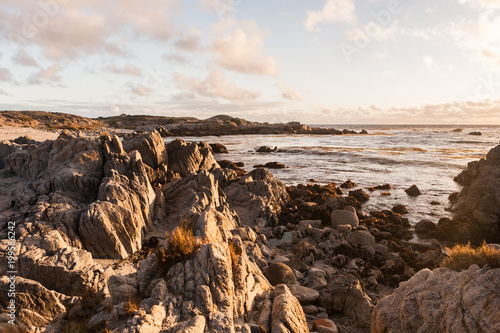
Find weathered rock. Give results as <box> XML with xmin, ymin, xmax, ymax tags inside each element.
<box><xmin>349</xmin><ymin>189</ymin><xmax>370</xmax><ymax>203</ymax></box>
<box><xmin>391</xmin><ymin>204</ymin><xmax>409</xmax><ymax>214</ymax></box>
<box><xmin>331</xmin><ymin>209</ymin><xmax>359</xmax><ymax>228</ymax></box>
<box><xmin>405</xmin><ymin>185</ymin><xmax>421</xmax><ymax>196</ymax></box>
<box><xmin>346</xmin><ymin>230</ymin><xmax>375</xmax><ymax>246</ymax></box>
<box><xmin>254</xmin><ymin>162</ymin><xmax>286</xmax><ymax>169</ymax></box>
<box><xmin>210</xmin><ymin>143</ymin><xmax>229</xmax><ymax>154</ymax></box>
<box><xmin>372</xmin><ymin>266</ymin><xmax>500</xmax><ymax>333</ymax></box>
<box><xmin>256</xmin><ymin>146</ymin><xmax>277</xmax><ymax>153</ymax></box>
<box><xmin>312</xmin><ymin>319</ymin><xmax>338</xmax><ymax>333</ymax></box>
<box><xmin>340</xmin><ymin>180</ymin><xmax>357</xmax><ymax>189</ymax></box>
<box><xmin>285</xmin><ymin>284</ymin><xmax>320</xmax><ymax>303</ymax></box>
<box><xmin>224</xmin><ymin>168</ymin><xmax>289</xmax><ymax>228</ymax></box>
<box><xmin>0</xmin><ymin>276</ymin><xmax>66</xmax><ymax>328</ymax></box>
<box><xmin>122</xmin><ymin>130</ymin><xmax>168</xmax><ymax>169</ymax></box>
<box><xmin>265</xmin><ymin>263</ymin><xmax>298</xmax><ymax>286</ymax></box>
<box><xmin>414</xmin><ymin>219</ymin><xmax>436</xmax><ymax>238</ymax></box>
<box><xmin>166</xmin><ymin>139</ymin><xmax>219</xmax><ymax>177</ymax></box>
<box><xmin>271</xmin><ymin>285</ymin><xmax>309</xmax><ymax>333</ymax></box>
<box><xmin>319</xmin><ymin>274</ymin><xmax>374</xmax><ymax>328</ymax></box>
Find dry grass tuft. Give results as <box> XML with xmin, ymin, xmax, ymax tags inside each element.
<box><xmin>441</xmin><ymin>242</ymin><xmax>500</xmax><ymax>271</ymax></box>
<box><xmin>159</xmin><ymin>216</ymin><xmax>200</xmax><ymax>263</ymax></box>
<box><xmin>125</xmin><ymin>298</ymin><xmax>140</xmax><ymax>317</ymax></box>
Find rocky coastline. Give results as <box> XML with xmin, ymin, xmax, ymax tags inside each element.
<box><xmin>0</xmin><ymin>128</ymin><xmax>499</xmax><ymax>332</ymax></box>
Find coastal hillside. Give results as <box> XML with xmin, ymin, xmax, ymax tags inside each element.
<box><xmin>0</xmin><ymin>129</ymin><xmax>498</xmax><ymax>332</ymax></box>
<box><xmin>0</xmin><ymin>111</ymin><xmax>101</xmax><ymax>131</ymax></box>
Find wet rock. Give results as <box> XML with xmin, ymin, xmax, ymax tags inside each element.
<box><xmin>331</xmin><ymin>209</ymin><xmax>359</xmax><ymax>228</ymax></box>
<box><xmin>340</xmin><ymin>180</ymin><xmax>357</xmax><ymax>189</ymax></box>
<box><xmin>404</xmin><ymin>185</ymin><xmax>421</xmax><ymax>196</ymax></box>
<box><xmin>372</xmin><ymin>266</ymin><xmax>500</xmax><ymax>333</ymax></box>
<box><xmin>414</xmin><ymin>219</ymin><xmax>436</xmax><ymax>238</ymax></box>
<box><xmin>468</xmin><ymin>131</ymin><xmax>482</xmax><ymax>136</ymax></box>
<box><xmin>256</xmin><ymin>146</ymin><xmax>278</xmax><ymax>153</ymax></box>
<box><xmin>210</xmin><ymin>143</ymin><xmax>229</xmax><ymax>154</ymax></box>
<box><xmin>254</xmin><ymin>162</ymin><xmax>286</xmax><ymax>169</ymax></box>
<box><xmin>391</xmin><ymin>204</ymin><xmax>409</xmax><ymax>214</ymax></box>
<box><xmin>348</xmin><ymin>189</ymin><xmax>370</xmax><ymax>203</ymax></box>
<box><xmin>265</xmin><ymin>263</ymin><xmax>298</xmax><ymax>286</ymax></box>
<box><xmin>374</xmin><ymin>184</ymin><xmax>392</xmax><ymax>190</ymax></box>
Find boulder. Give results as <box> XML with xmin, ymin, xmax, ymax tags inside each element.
<box><xmin>312</xmin><ymin>319</ymin><xmax>338</xmax><ymax>333</ymax></box>
<box><xmin>210</xmin><ymin>143</ymin><xmax>229</xmax><ymax>154</ymax></box>
<box><xmin>372</xmin><ymin>266</ymin><xmax>500</xmax><ymax>333</ymax></box>
<box><xmin>331</xmin><ymin>210</ymin><xmax>359</xmax><ymax>228</ymax></box>
<box><xmin>285</xmin><ymin>284</ymin><xmax>320</xmax><ymax>303</ymax></box>
<box><xmin>122</xmin><ymin>130</ymin><xmax>168</xmax><ymax>169</ymax></box>
<box><xmin>265</xmin><ymin>263</ymin><xmax>298</xmax><ymax>286</ymax></box>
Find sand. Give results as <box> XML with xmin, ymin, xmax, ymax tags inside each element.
<box><xmin>0</xmin><ymin>126</ymin><xmax>61</xmax><ymax>141</ymax></box>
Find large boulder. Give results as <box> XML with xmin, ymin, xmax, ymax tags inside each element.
<box><xmin>372</xmin><ymin>265</ymin><xmax>500</xmax><ymax>333</ymax></box>
<box><xmin>271</xmin><ymin>285</ymin><xmax>309</xmax><ymax>333</ymax></box>
<box><xmin>122</xmin><ymin>130</ymin><xmax>168</xmax><ymax>169</ymax></box>
<box><xmin>448</xmin><ymin>144</ymin><xmax>500</xmax><ymax>243</ymax></box>
<box><xmin>224</xmin><ymin>168</ymin><xmax>289</xmax><ymax>227</ymax></box>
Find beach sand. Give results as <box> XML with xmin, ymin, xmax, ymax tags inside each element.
<box><xmin>0</xmin><ymin>126</ymin><xmax>61</xmax><ymax>141</ymax></box>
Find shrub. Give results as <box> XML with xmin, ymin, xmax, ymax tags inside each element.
<box><xmin>441</xmin><ymin>242</ymin><xmax>500</xmax><ymax>271</ymax></box>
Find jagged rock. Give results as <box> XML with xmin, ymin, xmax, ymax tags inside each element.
<box><xmin>122</xmin><ymin>130</ymin><xmax>168</xmax><ymax>169</ymax></box>
<box><xmin>372</xmin><ymin>266</ymin><xmax>500</xmax><ymax>333</ymax></box>
<box><xmin>166</xmin><ymin>139</ymin><xmax>219</xmax><ymax>177</ymax></box>
<box><xmin>224</xmin><ymin>168</ymin><xmax>289</xmax><ymax>228</ymax></box>
<box><xmin>285</xmin><ymin>284</ymin><xmax>320</xmax><ymax>303</ymax></box>
<box><xmin>405</xmin><ymin>185</ymin><xmax>421</xmax><ymax>197</ymax></box>
<box><xmin>331</xmin><ymin>209</ymin><xmax>359</xmax><ymax>228</ymax></box>
<box><xmin>271</xmin><ymin>285</ymin><xmax>309</xmax><ymax>333</ymax></box>
<box><xmin>210</xmin><ymin>143</ymin><xmax>229</xmax><ymax>154</ymax></box>
<box><xmin>319</xmin><ymin>274</ymin><xmax>374</xmax><ymax>328</ymax></box>
<box><xmin>0</xmin><ymin>276</ymin><xmax>67</xmax><ymax>328</ymax></box>
<box><xmin>340</xmin><ymin>180</ymin><xmax>357</xmax><ymax>189</ymax></box>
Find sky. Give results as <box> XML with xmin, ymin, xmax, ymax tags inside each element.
<box><xmin>1</xmin><ymin>0</ymin><xmax>500</xmax><ymax>124</ymax></box>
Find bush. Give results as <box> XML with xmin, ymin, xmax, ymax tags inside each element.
<box><xmin>441</xmin><ymin>242</ymin><xmax>500</xmax><ymax>271</ymax></box>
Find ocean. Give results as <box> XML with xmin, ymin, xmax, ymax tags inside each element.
<box><xmin>170</xmin><ymin>125</ymin><xmax>500</xmax><ymax>225</ymax></box>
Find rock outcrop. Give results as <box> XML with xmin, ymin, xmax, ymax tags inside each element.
<box><xmin>372</xmin><ymin>265</ymin><xmax>500</xmax><ymax>333</ymax></box>
<box><xmin>166</xmin><ymin>139</ymin><xmax>219</xmax><ymax>178</ymax></box>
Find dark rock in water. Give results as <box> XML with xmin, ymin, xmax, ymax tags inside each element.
<box><xmin>360</xmin><ymin>129</ymin><xmax>368</xmax><ymax>134</ymax></box>
<box><xmin>374</xmin><ymin>183</ymin><xmax>392</xmax><ymax>190</ymax></box>
<box><xmin>391</xmin><ymin>204</ymin><xmax>409</xmax><ymax>214</ymax></box>
<box><xmin>430</xmin><ymin>200</ymin><xmax>440</xmax><ymax>205</ymax></box>
<box><xmin>257</xmin><ymin>146</ymin><xmax>278</xmax><ymax>153</ymax></box>
<box><xmin>468</xmin><ymin>131</ymin><xmax>482</xmax><ymax>136</ymax></box>
<box><xmin>341</xmin><ymin>180</ymin><xmax>357</xmax><ymax>188</ymax></box>
<box><xmin>210</xmin><ymin>143</ymin><xmax>228</xmax><ymax>154</ymax></box>
<box><xmin>349</xmin><ymin>189</ymin><xmax>370</xmax><ymax>203</ymax></box>
<box><xmin>448</xmin><ymin>191</ymin><xmax>459</xmax><ymax>203</ymax></box>
<box><xmin>265</xmin><ymin>263</ymin><xmax>298</xmax><ymax>286</ymax></box>
<box><xmin>254</xmin><ymin>161</ymin><xmax>287</xmax><ymax>169</ymax></box>
<box><xmin>217</xmin><ymin>159</ymin><xmax>246</xmax><ymax>176</ymax></box>
<box><xmin>405</xmin><ymin>185</ymin><xmax>421</xmax><ymax>196</ymax></box>
<box><xmin>414</xmin><ymin>219</ymin><xmax>436</xmax><ymax>238</ymax></box>
<box><xmin>452</xmin><ymin>128</ymin><xmax>463</xmax><ymax>132</ymax></box>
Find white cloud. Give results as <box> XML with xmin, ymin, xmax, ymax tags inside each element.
<box><xmin>457</xmin><ymin>0</ymin><xmax>500</xmax><ymax>9</ymax></box>
<box><xmin>27</xmin><ymin>64</ymin><xmax>63</xmax><ymax>85</ymax></box>
<box><xmin>131</xmin><ymin>85</ymin><xmax>153</xmax><ymax>96</ymax></box>
<box><xmin>0</xmin><ymin>68</ymin><xmax>14</xmax><ymax>83</ymax></box>
<box><xmin>277</xmin><ymin>83</ymin><xmax>303</xmax><ymax>101</ymax></box>
<box><xmin>0</xmin><ymin>0</ymin><xmax>180</xmax><ymax>60</ymax></box>
<box><xmin>210</xmin><ymin>27</ymin><xmax>278</xmax><ymax>75</ymax></box>
<box><xmin>0</xmin><ymin>88</ymin><xmax>10</xmax><ymax>96</ymax></box>
<box><xmin>173</xmin><ymin>70</ymin><xmax>260</xmax><ymax>102</ymax></box>
<box><xmin>304</xmin><ymin>0</ymin><xmax>357</xmax><ymax>32</ymax></box>
<box><xmin>12</xmin><ymin>49</ymin><xmax>38</xmax><ymax>67</ymax></box>
<box><xmin>163</xmin><ymin>53</ymin><xmax>191</xmax><ymax>65</ymax></box>
<box><xmin>107</xmin><ymin>64</ymin><xmax>142</xmax><ymax>77</ymax></box>
<box><xmin>174</xmin><ymin>28</ymin><xmax>203</xmax><ymax>52</ymax></box>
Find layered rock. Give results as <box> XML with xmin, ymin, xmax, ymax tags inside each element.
<box><xmin>372</xmin><ymin>265</ymin><xmax>500</xmax><ymax>333</ymax></box>
<box><xmin>166</xmin><ymin>139</ymin><xmax>219</xmax><ymax>178</ymax></box>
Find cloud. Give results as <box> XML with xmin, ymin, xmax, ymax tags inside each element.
<box><xmin>174</xmin><ymin>28</ymin><xmax>203</xmax><ymax>52</ymax></box>
<box><xmin>210</xmin><ymin>27</ymin><xmax>278</xmax><ymax>75</ymax></box>
<box><xmin>0</xmin><ymin>0</ymin><xmax>180</xmax><ymax>60</ymax></box>
<box><xmin>277</xmin><ymin>83</ymin><xmax>303</xmax><ymax>101</ymax></box>
<box><xmin>107</xmin><ymin>64</ymin><xmax>142</xmax><ymax>76</ymax></box>
<box><xmin>27</xmin><ymin>64</ymin><xmax>63</xmax><ymax>85</ymax></box>
<box><xmin>171</xmin><ymin>92</ymin><xmax>196</xmax><ymax>100</ymax></box>
<box><xmin>304</xmin><ymin>0</ymin><xmax>357</xmax><ymax>32</ymax></box>
<box><xmin>173</xmin><ymin>69</ymin><xmax>260</xmax><ymax>102</ymax></box>
<box><xmin>12</xmin><ymin>49</ymin><xmax>38</xmax><ymax>67</ymax></box>
<box><xmin>421</xmin><ymin>55</ymin><xmax>454</xmax><ymax>72</ymax></box>
<box><xmin>162</xmin><ymin>53</ymin><xmax>191</xmax><ymax>65</ymax></box>
<box><xmin>131</xmin><ymin>85</ymin><xmax>153</xmax><ymax>96</ymax></box>
<box><xmin>457</xmin><ymin>0</ymin><xmax>500</xmax><ymax>9</ymax></box>
<box><xmin>0</xmin><ymin>88</ymin><xmax>10</xmax><ymax>96</ymax></box>
<box><xmin>0</xmin><ymin>67</ymin><xmax>14</xmax><ymax>83</ymax></box>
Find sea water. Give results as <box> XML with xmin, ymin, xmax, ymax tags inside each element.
<box><xmin>169</xmin><ymin>125</ymin><xmax>499</xmax><ymax>225</ymax></box>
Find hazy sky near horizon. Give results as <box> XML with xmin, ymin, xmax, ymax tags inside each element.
<box><xmin>1</xmin><ymin>0</ymin><xmax>500</xmax><ymax>124</ymax></box>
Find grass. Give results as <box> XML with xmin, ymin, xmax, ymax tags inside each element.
<box><xmin>441</xmin><ymin>242</ymin><xmax>500</xmax><ymax>271</ymax></box>
<box><xmin>125</xmin><ymin>298</ymin><xmax>140</xmax><ymax>316</ymax></box>
<box><xmin>158</xmin><ymin>216</ymin><xmax>200</xmax><ymax>264</ymax></box>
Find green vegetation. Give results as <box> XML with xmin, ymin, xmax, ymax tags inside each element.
<box><xmin>441</xmin><ymin>242</ymin><xmax>500</xmax><ymax>271</ymax></box>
